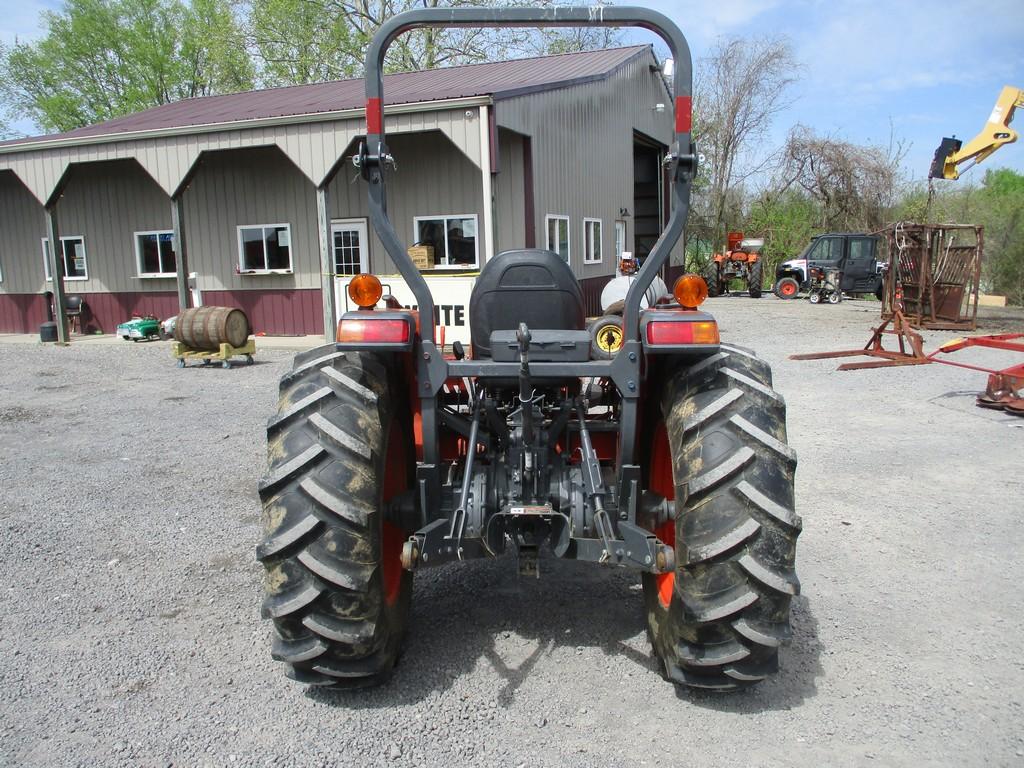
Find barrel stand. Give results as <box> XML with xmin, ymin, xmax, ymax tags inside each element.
<box><xmin>173</xmin><ymin>338</ymin><xmax>256</xmax><ymax>369</ymax></box>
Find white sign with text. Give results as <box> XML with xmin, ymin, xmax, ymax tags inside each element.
<box><xmin>335</xmin><ymin>273</ymin><xmax>477</xmax><ymax>345</ymax></box>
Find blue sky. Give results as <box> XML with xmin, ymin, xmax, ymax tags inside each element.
<box><xmin>2</xmin><ymin>0</ymin><xmax>1023</xmax><ymax>183</ymax></box>
<box><xmin>634</xmin><ymin>0</ymin><xmax>1024</xmax><ymax>183</ymax></box>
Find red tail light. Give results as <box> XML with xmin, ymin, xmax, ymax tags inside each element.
<box><xmin>646</xmin><ymin>320</ymin><xmax>720</xmax><ymax>346</ymax></box>
<box><xmin>338</xmin><ymin>318</ymin><xmax>410</xmax><ymax>344</ymax></box>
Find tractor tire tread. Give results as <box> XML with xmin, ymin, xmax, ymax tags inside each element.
<box><xmin>644</xmin><ymin>348</ymin><xmax>800</xmax><ymax>690</ymax></box>
<box><xmin>257</xmin><ymin>343</ymin><xmax>410</xmax><ymax>688</ymax></box>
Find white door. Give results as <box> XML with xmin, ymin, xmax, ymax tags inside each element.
<box><xmin>332</xmin><ymin>219</ymin><xmax>369</xmax><ymax>312</ymax></box>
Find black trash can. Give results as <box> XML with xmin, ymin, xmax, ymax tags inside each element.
<box><xmin>39</xmin><ymin>321</ymin><xmax>58</xmax><ymax>342</ymax></box>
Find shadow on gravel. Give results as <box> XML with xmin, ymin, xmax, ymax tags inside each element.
<box><xmin>678</xmin><ymin>594</ymin><xmax>823</xmax><ymax>712</ymax></box>
<box><xmin>306</xmin><ymin>556</ymin><xmax>824</xmax><ymax>712</ymax></box>
<box><xmin>307</xmin><ymin>553</ymin><xmax>657</xmax><ymax>709</ymax></box>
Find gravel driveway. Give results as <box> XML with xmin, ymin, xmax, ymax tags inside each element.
<box><xmin>1</xmin><ymin>297</ymin><xmax>1022</xmax><ymax>767</ymax></box>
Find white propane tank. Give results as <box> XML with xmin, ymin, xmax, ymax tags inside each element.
<box><xmin>600</xmin><ymin>253</ymin><xmax>669</xmax><ymax>312</ymax></box>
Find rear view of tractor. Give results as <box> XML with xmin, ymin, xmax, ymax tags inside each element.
<box><xmin>256</xmin><ymin>6</ymin><xmax>801</xmax><ymax>692</ymax></box>
<box><xmin>704</xmin><ymin>232</ymin><xmax>765</xmax><ymax>298</ymax></box>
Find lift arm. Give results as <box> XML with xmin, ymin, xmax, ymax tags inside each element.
<box><xmin>929</xmin><ymin>85</ymin><xmax>1023</xmax><ymax>179</ymax></box>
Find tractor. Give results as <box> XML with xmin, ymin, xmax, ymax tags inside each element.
<box><xmin>256</xmin><ymin>6</ymin><xmax>801</xmax><ymax>692</ymax></box>
<box><xmin>703</xmin><ymin>232</ymin><xmax>765</xmax><ymax>298</ymax></box>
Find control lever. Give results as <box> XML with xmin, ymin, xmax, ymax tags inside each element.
<box><xmin>517</xmin><ymin>323</ymin><xmax>536</xmax><ymax>489</ymax></box>
<box><xmin>576</xmin><ymin>400</ymin><xmax>617</xmax><ymax>563</ymax></box>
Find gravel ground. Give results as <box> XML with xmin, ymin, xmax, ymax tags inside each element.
<box><xmin>1</xmin><ymin>297</ymin><xmax>1022</xmax><ymax>768</ymax></box>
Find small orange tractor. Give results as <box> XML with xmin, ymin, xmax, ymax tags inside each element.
<box><xmin>703</xmin><ymin>231</ymin><xmax>764</xmax><ymax>298</ymax></box>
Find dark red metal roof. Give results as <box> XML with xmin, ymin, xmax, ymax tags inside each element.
<box><xmin>1</xmin><ymin>45</ymin><xmax>648</xmax><ymax>149</ymax></box>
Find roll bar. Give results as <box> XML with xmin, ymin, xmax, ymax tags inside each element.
<box><xmin>357</xmin><ymin>5</ymin><xmax>696</xmax><ymax>342</ymax></box>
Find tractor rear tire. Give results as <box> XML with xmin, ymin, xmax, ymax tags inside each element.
<box><xmin>257</xmin><ymin>345</ymin><xmax>412</xmax><ymax>688</ymax></box>
<box><xmin>748</xmin><ymin>261</ymin><xmax>763</xmax><ymax>298</ymax></box>
<box><xmin>704</xmin><ymin>264</ymin><xmax>721</xmax><ymax>298</ymax></box>
<box><xmin>642</xmin><ymin>344</ymin><xmax>801</xmax><ymax>690</ymax></box>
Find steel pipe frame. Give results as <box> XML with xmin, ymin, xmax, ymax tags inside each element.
<box><xmin>357</xmin><ymin>7</ymin><xmax>696</xmax><ymax>509</ymax></box>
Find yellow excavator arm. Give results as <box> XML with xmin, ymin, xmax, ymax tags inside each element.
<box><xmin>929</xmin><ymin>85</ymin><xmax>1023</xmax><ymax>180</ymax></box>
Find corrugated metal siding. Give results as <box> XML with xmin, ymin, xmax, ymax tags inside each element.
<box><xmin>54</xmin><ymin>159</ymin><xmax>172</xmax><ymax>294</ymax></box>
<box><xmin>73</xmin><ymin>291</ymin><xmax>179</xmax><ymax>334</ymax></box>
<box><xmin>201</xmin><ymin>288</ymin><xmax>322</xmax><ymax>335</ymax></box>
<box><xmin>327</xmin><ymin>130</ymin><xmax>483</xmax><ymax>274</ymax></box>
<box><xmin>578</xmin><ymin>275</ymin><xmax>607</xmax><ymax>318</ymax></box>
<box><xmin>0</xmin><ymin>171</ymin><xmax>46</xmax><ymax>294</ymax></box>
<box><xmin>0</xmin><ymin>290</ymin><xmax>180</xmax><ymax>334</ymax></box>
<box><xmin>496</xmin><ymin>52</ymin><xmax>681</xmax><ymax>280</ymax></box>
<box><xmin>182</xmin><ymin>146</ymin><xmax>319</xmax><ymax>292</ymax></box>
<box><xmin>0</xmin><ymin>108</ymin><xmax>484</xmax><ymax>204</ymax></box>
<box><xmin>0</xmin><ymin>293</ymin><xmax>48</xmax><ymax>333</ymax></box>
<box><xmin>494</xmin><ymin>129</ymin><xmax>525</xmax><ymax>253</ymax></box>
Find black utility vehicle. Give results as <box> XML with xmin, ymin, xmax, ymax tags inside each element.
<box><xmin>774</xmin><ymin>233</ymin><xmax>885</xmax><ymax>300</ymax></box>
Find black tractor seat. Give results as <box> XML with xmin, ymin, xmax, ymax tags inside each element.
<box><xmin>469</xmin><ymin>249</ymin><xmax>586</xmax><ymax>359</ymax></box>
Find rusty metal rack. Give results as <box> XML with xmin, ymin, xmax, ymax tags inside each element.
<box><xmin>881</xmin><ymin>222</ymin><xmax>983</xmax><ymax>331</ymax></box>
<box><xmin>791</xmin><ymin>323</ymin><xmax>1024</xmax><ymax>415</ymax></box>
<box><xmin>789</xmin><ymin>310</ymin><xmax>929</xmax><ymax>370</ymax></box>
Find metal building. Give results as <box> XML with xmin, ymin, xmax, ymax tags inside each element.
<box><xmin>0</xmin><ymin>45</ymin><xmax>678</xmax><ymax>340</ymax></box>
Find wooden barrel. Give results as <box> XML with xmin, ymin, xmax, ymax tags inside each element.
<box><xmin>174</xmin><ymin>306</ymin><xmax>249</xmax><ymax>350</ymax></box>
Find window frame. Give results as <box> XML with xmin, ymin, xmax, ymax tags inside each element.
<box><xmin>236</xmin><ymin>223</ymin><xmax>294</xmax><ymax>275</ymax></box>
<box><xmin>545</xmin><ymin>214</ymin><xmax>571</xmax><ymax>263</ymax></box>
<box><xmin>330</xmin><ymin>218</ymin><xmax>370</xmax><ymax>276</ymax></box>
<box><xmin>412</xmin><ymin>213</ymin><xmax>480</xmax><ymax>269</ymax></box>
<box><xmin>583</xmin><ymin>217</ymin><xmax>603</xmax><ymax>265</ymax></box>
<box><xmin>134</xmin><ymin>229</ymin><xmax>177</xmax><ymax>278</ymax></box>
<box><xmin>41</xmin><ymin>236</ymin><xmax>88</xmax><ymax>281</ymax></box>
<box><xmin>614</xmin><ymin>220</ymin><xmax>626</xmax><ymax>260</ymax></box>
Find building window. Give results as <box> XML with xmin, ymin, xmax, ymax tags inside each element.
<box><xmin>135</xmin><ymin>231</ymin><xmax>177</xmax><ymax>277</ymax></box>
<box><xmin>545</xmin><ymin>214</ymin><xmax>570</xmax><ymax>262</ymax></box>
<box><xmin>42</xmin><ymin>236</ymin><xmax>88</xmax><ymax>281</ymax></box>
<box><xmin>332</xmin><ymin>219</ymin><xmax>369</xmax><ymax>276</ymax></box>
<box><xmin>413</xmin><ymin>215</ymin><xmax>478</xmax><ymax>268</ymax></box>
<box><xmin>615</xmin><ymin>220</ymin><xmax>626</xmax><ymax>260</ymax></box>
<box><xmin>237</xmin><ymin>224</ymin><xmax>292</xmax><ymax>273</ymax></box>
<box><xmin>583</xmin><ymin>218</ymin><xmax>602</xmax><ymax>264</ymax></box>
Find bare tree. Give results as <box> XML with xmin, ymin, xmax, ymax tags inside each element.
<box><xmin>247</xmin><ymin>0</ymin><xmax>621</xmax><ymax>87</ymax></box>
<box><xmin>777</xmin><ymin>124</ymin><xmax>908</xmax><ymax>231</ymax></box>
<box><xmin>693</xmin><ymin>36</ymin><xmax>798</xmax><ymax>245</ymax></box>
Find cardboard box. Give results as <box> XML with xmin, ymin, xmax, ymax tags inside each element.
<box><xmin>408</xmin><ymin>244</ymin><xmax>434</xmax><ymax>270</ymax></box>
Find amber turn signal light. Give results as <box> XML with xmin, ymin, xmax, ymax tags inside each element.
<box><xmin>348</xmin><ymin>273</ymin><xmax>383</xmax><ymax>308</ymax></box>
<box><xmin>672</xmin><ymin>274</ymin><xmax>709</xmax><ymax>308</ymax></box>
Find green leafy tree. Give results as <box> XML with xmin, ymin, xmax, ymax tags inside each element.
<box><xmin>745</xmin><ymin>188</ymin><xmax>818</xmax><ymax>281</ymax></box>
<box><xmin>1</xmin><ymin>0</ymin><xmax>253</xmax><ymax>133</ymax></box>
<box><xmin>247</xmin><ymin>0</ymin><xmax>622</xmax><ymax>87</ymax></box>
<box><xmin>976</xmin><ymin>168</ymin><xmax>1024</xmax><ymax>303</ymax></box>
